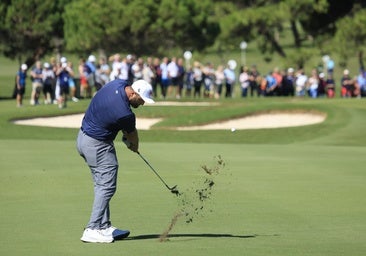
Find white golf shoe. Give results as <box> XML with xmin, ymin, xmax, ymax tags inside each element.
<box><xmin>100</xmin><ymin>226</ymin><xmax>117</xmax><ymax>237</ymax></box>
<box><xmin>101</xmin><ymin>226</ymin><xmax>130</xmax><ymax>240</ymax></box>
<box><xmin>80</xmin><ymin>228</ymin><xmax>114</xmax><ymax>243</ymax></box>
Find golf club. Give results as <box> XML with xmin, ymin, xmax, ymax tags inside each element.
<box><xmin>137</xmin><ymin>152</ymin><xmax>180</xmax><ymax>195</ymax></box>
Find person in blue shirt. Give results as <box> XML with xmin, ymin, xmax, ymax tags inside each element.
<box><xmin>77</xmin><ymin>79</ymin><xmax>154</xmax><ymax>243</ymax></box>
<box><xmin>56</xmin><ymin>62</ymin><xmax>74</xmax><ymax>108</ymax></box>
<box><xmin>86</xmin><ymin>55</ymin><xmax>97</xmax><ymax>84</ymax></box>
<box><xmin>224</xmin><ymin>62</ymin><xmax>236</xmax><ymax>98</ymax></box>
<box><xmin>265</xmin><ymin>72</ymin><xmax>277</xmax><ymax>96</ymax></box>
<box><xmin>15</xmin><ymin>64</ymin><xmax>28</xmax><ymax>107</ymax></box>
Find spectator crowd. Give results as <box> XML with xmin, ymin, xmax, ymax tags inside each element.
<box><xmin>14</xmin><ymin>53</ymin><xmax>366</xmax><ymax>107</ymax></box>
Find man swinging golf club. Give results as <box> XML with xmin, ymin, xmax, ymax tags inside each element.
<box><xmin>77</xmin><ymin>78</ymin><xmax>154</xmax><ymax>243</ymax></box>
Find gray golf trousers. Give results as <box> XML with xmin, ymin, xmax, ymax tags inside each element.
<box><xmin>77</xmin><ymin>129</ymin><xmax>118</xmax><ymax>229</ymax></box>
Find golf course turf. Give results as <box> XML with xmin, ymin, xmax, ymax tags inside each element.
<box><xmin>0</xmin><ymin>96</ymin><xmax>365</xmax><ymax>256</ymax></box>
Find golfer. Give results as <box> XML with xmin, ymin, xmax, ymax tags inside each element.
<box><xmin>77</xmin><ymin>79</ymin><xmax>154</xmax><ymax>243</ymax></box>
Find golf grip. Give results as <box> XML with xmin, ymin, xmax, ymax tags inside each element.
<box><xmin>137</xmin><ymin>152</ymin><xmax>171</xmax><ymax>190</ymax></box>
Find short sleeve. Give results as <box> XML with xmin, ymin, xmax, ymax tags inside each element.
<box><xmin>116</xmin><ymin>113</ymin><xmax>136</xmax><ymax>133</ymax></box>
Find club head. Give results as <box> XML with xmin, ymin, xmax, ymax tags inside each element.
<box><xmin>170</xmin><ymin>185</ymin><xmax>180</xmax><ymax>196</ymax></box>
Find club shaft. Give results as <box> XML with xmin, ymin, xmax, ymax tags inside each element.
<box><xmin>137</xmin><ymin>152</ymin><xmax>172</xmax><ymax>190</ymax></box>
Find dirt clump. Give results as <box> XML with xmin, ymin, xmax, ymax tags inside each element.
<box><xmin>159</xmin><ymin>155</ymin><xmax>226</xmax><ymax>242</ymax></box>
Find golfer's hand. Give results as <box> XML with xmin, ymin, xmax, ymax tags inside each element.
<box><xmin>128</xmin><ymin>143</ymin><xmax>138</xmax><ymax>153</ymax></box>
<box><xmin>122</xmin><ymin>129</ymin><xmax>139</xmax><ymax>153</ymax></box>
<box><xmin>122</xmin><ymin>136</ymin><xmax>138</xmax><ymax>152</ymax></box>
<box><xmin>122</xmin><ymin>136</ymin><xmax>131</xmax><ymax>147</ymax></box>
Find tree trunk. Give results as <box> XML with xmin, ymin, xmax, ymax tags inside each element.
<box><xmin>264</xmin><ymin>31</ymin><xmax>286</xmax><ymax>58</ymax></box>
<box><xmin>290</xmin><ymin>20</ymin><xmax>301</xmax><ymax>48</ymax></box>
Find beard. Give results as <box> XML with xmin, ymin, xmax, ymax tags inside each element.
<box><xmin>130</xmin><ymin>102</ymin><xmax>140</xmax><ymax>108</ymax></box>
<box><xmin>130</xmin><ymin>96</ymin><xmax>144</xmax><ymax>108</ymax></box>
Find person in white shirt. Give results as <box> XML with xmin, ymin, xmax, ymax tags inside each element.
<box><xmin>167</xmin><ymin>57</ymin><xmax>179</xmax><ymax>98</ymax></box>
<box><xmin>131</xmin><ymin>57</ymin><xmax>144</xmax><ymax>82</ymax></box>
<box><xmin>159</xmin><ymin>57</ymin><xmax>169</xmax><ymax>98</ymax></box>
<box><xmin>239</xmin><ymin>66</ymin><xmax>250</xmax><ymax>97</ymax></box>
<box><xmin>110</xmin><ymin>58</ymin><xmax>129</xmax><ymax>82</ymax></box>
<box><xmin>295</xmin><ymin>69</ymin><xmax>308</xmax><ymax>97</ymax></box>
<box><xmin>142</xmin><ymin>57</ymin><xmax>155</xmax><ymax>85</ymax></box>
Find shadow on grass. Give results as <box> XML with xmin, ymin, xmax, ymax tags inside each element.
<box><xmin>125</xmin><ymin>233</ymin><xmax>258</xmax><ymax>241</ymax></box>
<box><xmin>0</xmin><ymin>96</ymin><xmax>14</xmax><ymax>100</ymax></box>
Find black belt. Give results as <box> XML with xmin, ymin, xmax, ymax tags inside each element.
<box><xmin>80</xmin><ymin>127</ymin><xmax>88</xmax><ymax>136</ymax></box>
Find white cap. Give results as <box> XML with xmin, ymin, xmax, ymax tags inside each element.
<box><xmin>88</xmin><ymin>55</ymin><xmax>96</xmax><ymax>62</ymax></box>
<box><xmin>227</xmin><ymin>59</ymin><xmax>237</xmax><ymax>70</ymax></box>
<box><xmin>60</xmin><ymin>57</ymin><xmax>67</xmax><ymax>63</ymax></box>
<box><xmin>21</xmin><ymin>64</ymin><xmax>27</xmax><ymax>70</ymax></box>
<box><xmin>319</xmin><ymin>72</ymin><xmax>325</xmax><ymax>78</ymax></box>
<box><xmin>44</xmin><ymin>62</ymin><xmax>50</xmax><ymax>68</ymax></box>
<box><xmin>288</xmin><ymin>67</ymin><xmax>294</xmax><ymax>73</ymax></box>
<box><xmin>131</xmin><ymin>80</ymin><xmax>155</xmax><ymax>104</ymax></box>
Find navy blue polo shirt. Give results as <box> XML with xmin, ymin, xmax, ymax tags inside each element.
<box><xmin>81</xmin><ymin>79</ymin><xmax>136</xmax><ymax>141</ymax></box>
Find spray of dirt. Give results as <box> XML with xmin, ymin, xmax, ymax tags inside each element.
<box><xmin>159</xmin><ymin>155</ymin><xmax>226</xmax><ymax>242</ymax></box>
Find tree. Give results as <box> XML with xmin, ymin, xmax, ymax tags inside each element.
<box><xmin>63</xmin><ymin>0</ymin><xmax>220</xmax><ymax>56</ymax></box>
<box><xmin>0</xmin><ymin>0</ymin><xmax>70</xmax><ymax>66</ymax></box>
<box><xmin>1</xmin><ymin>0</ymin><xmax>365</xmax><ymax>67</ymax></box>
<box><xmin>213</xmin><ymin>0</ymin><xmax>328</xmax><ymax>56</ymax></box>
<box><xmin>212</xmin><ymin>0</ymin><xmax>366</xmax><ymax>67</ymax></box>
<box><xmin>153</xmin><ymin>0</ymin><xmax>220</xmax><ymax>53</ymax></box>
<box><xmin>63</xmin><ymin>0</ymin><xmax>127</xmax><ymax>54</ymax></box>
<box><xmin>281</xmin><ymin>0</ymin><xmax>329</xmax><ymax>48</ymax></box>
<box><xmin>333</xmin><ymin>7</ymin><xmax>366</xmax><ymax>66</ymax></box>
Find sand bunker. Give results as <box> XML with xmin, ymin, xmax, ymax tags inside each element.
<box><xmin>152</xmin><ymin>101</ymin><xmax>219</xmax><ymax>106</ymax></box>
<box><xmin>13</xmin><ymin>112</ymin><xmax>325</xmax><ymax>130</ymax></box>
<box><xmin>177</xmin><ymin>113</ymin><xmax>325</xmax><ymax>130</ymax></box>
<box><xmin>13</xmin><ymin>114</ymin><xmax>162</xmax><ymax>130</ymax></box>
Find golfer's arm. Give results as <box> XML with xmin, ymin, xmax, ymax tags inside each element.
<box><xmin>124</xmin><ymin>129</ymin><xmax>139</xmax><ymax>152</ymax></box>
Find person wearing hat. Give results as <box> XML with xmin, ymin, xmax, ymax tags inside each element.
<box><xmin>282</xmin><ymin>68</ymin><xmax>295</xmax><ymax>96</ymax></box>
<box><xmin>77</xmin><ymin>79</ymin><xmax>154</xmax><ymax>243</ymax></box>
<box><xmin>317</xmin><ymin>72</ymin><xmax>327</xmax><ymax>97</ymax></box>
<box><xmin>341</xmin><ymin>69</ymin><xmax>354</xmax><ymax>98</ymax></box>
<box><xmin>15</xmin><ymin>64</ymin><xmax>28</xmax><ymax>107</ymax></box>
<box><xmin>30</xmin><ymin>61</ymin><xmax>44</xmax><ymax>105</ymax></box>
<box><xmin>85</xmin><ymin>55</ymin><xmax>97</xmax><ymax>97</ymax></box>
<box><xmin>42</xmin><ymin>62</ymin><xmax>56</xmax><ymax>104</ymax></box>
<box><xmin>224</xmin><ymin>60</ymin><xmax>236</xmax><ymax>98</ymax></box>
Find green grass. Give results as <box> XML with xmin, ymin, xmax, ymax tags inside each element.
<box><xmin>2</xmin><ymin>96</ymin><xmax>365</xmax><ymax>146</ymax></box>
<box><xmin>1</xmin><ymin>140</ymin><xmax>365</xmax><ymax>256</ymax></box>
<box><xmin>1</xmin><ymin>54</ymin><xmax>366</xmax><ymax>255</ymax></box>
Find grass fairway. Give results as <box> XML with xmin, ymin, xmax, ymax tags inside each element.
<box><xmin>0</xmin><ymin>96</ymin><xmax>366</xmax><ymax>256</ymax></box>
